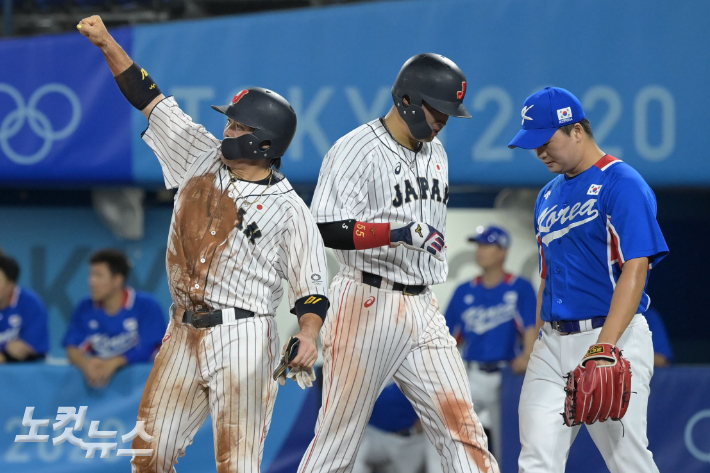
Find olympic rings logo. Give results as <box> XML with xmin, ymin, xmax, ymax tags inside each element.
<box><xmin>0</xmin><ymin>83</ymin><xmax>81</xmax><ymax>165</ymax></box>
<box><xmin>685</xmin><ymin>409</ymin><xmax>710</xmax><ymax>463</ymax></box>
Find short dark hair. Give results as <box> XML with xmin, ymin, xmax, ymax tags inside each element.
<box><xmin>270</xmin><ymin>157</ymin><xmax>282</xmax><ymax>170</ymax></box>
<box><xmin>559</xmin><ymin>118</ymin><xmax>594</xmax><ymax>139</ymax></box>
<box><xmin>90</xmin><ymin>249</ymin><xmax>130</xmax><ymax>280</ymax></box>
<box><xmin>0</xmin><ymin>255</ymin><xmax>20</xmax><ymax>282</ymax></box>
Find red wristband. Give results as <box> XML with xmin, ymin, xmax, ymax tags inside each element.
<box><xmin>353</xmin><ymin>222</ymin><xmax>391</xmax><ymax>250</ymax></box>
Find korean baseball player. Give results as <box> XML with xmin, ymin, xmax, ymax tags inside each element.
<box><xmin>300</xmin><ymin>54</ymin><xmax>499</xmax><ymax>473</ymax></box>
<box><xmin>78</xmin><ymin>15</ymin><xmax>329</xmax><ymax>473</ymax></box>
<box><xmin>508</xmin><ymin>87</ymin><xmax>669</xmax><ymax>473</ymax></box>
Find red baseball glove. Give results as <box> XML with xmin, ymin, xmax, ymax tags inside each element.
<box><xmin>562</xmin><ymin>343</ymin><xmax>632</xmax><ymax>427</ymax></box>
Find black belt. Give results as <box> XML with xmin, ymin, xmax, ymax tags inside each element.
<box><xmin>467</xmin><ymin>361</ymin><xmax>506</xmax><ymax>373</ymax></box>
<box><xmin>550</xmin><ymin>316</ymin><xmax>607</xmax><ymax>334</ymax></box>
<box><xmin>361</xmin><ymin>271</ymin><xmax>426</xmax><ymax>296</ymax></box>
<box><xmin>181</xmin><ymin>307</ymin><xmax>255</xmax><ymax>328</ymax></box>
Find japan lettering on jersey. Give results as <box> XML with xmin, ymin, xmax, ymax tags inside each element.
<box><xmin>446</xmin><ymin>274</ymin><xmax>536</xmax><ymax>362</ymax></box>
<box><xmin>142</xmin><ymin>97</ymin><xmax>328</xmax><ymax>314</ymax></box>
<box><xmin>62</xmin><ymin>288</ymin><xmax>167</xmax><ymax>363</ymax></box>
<box><xmin>311</xmin><ymin>118</ymin><xmax>449</xmax><ymax>286</ymax></box>
<box><xmin>0</xmin><ymin>286</ymin><xmax>49</xmax><ymax>354</ymax></box>
<box><xmin>534</xmin><ymin>155</ymin><xmax>669</xmax><ymax>322</ymax></box>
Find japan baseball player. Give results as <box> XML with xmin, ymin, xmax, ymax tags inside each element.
<box><xmin>301</xmin><ymin>54</ymin><xmax>499</xmax><ymax>473</ymax></box>
<box><xmin>434</xmin><ymin>226</ymin><xmax>537</xmax><ymax>463</ymax></box>
<box><xmin>508</xmin><ymin>87</ymin><xmax>669</xmax><ymax>472</ymax></box>
<box><xmin>78</xmin><ymin>15</ymin><xmax>329</xmax><ymax>473</ymax></box>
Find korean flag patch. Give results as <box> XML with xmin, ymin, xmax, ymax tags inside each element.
<box><xmin>587</xmin><ymin>184</ymin><xmax>603</xmax><ymax>195</ymax></box>
<box><xmin>557</xmin><ymin>107</ymin><xmax>573</xmax><ymax>124</ymax></box>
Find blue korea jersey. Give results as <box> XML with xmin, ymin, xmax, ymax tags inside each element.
<box><xmin>0</xmin><ymin>286</ymin><xmax>49</xmax><ymax>355</ymax></box>
<box><xmin>446</xmin><ymin>274</ymin><xmax>537</xmax><ymax>362</ymax></box>
<box><xmin>62</xmin><ymin>288</ymin><xmax>167</xmax><ymax>363</ymax></box>
<box><xmin>535</xmin><ymin>155</ymin><xmax>669</xmax><ymax>322</ymax></box>
<box><xmin>368</xmin><ymin>382</ymin><xmax>419</xmax><ymax>433</ymax></box>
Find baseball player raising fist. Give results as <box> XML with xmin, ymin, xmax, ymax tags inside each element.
<box><xmin>78</xmin><ymin>16</ymin><xmax>329</xmax><ymax>473</ymax></box>
<box><xmin>509</xmin><ymin>87</ymin><xmax>669</xmax><ymax>473</ymax></box>
<box><xmin>299</xmin><ymin>54</ymin><xmax>499</xmax><ymax>473</ymax></box>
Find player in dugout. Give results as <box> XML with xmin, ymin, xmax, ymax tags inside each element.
<box><xmin>0</xmin><ymin>254</ymin><xmax>50</xmax><ymax>363</ymax></box>
<box><xmin>63</xmin><ymin>248</ymin><xmax>167</xmax><ymax>388</ymax></box>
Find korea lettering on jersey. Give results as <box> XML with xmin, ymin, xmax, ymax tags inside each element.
<box><xmin>461</xmin><ymin>290</ymin><xmax>520</xmax><ymax>335</ymax></box>
<box><xmin>62</xmin><ymin>289</ymin><xmax>168</xmax><ymax>363</ymax></box>
<box><xmin>446</xmin><ymin>275</ymin><xmax>537</xmax><ymax>362</ymax></box>
<box><xmin>311</xmin><ymin>119</ymin><xmax>449</xmax><ymax>286</ymax></box>
<box><xmin>534</xmin><ymin>155</ymin><xmax>669</xmax><ymax>322</ymax></box>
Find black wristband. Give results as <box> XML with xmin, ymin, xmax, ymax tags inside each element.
<box><xmin>317</xmin><ymin>220</ymin><xmax>357</xmax><ymax>250</ymax></box>
<box><xmin>114</xmin><ymin>62</ymin><xmax>162</xmax><ymax>111</ymax></box>
<box><xmin>292</xmin><ymin>295</ymin><xmax>330</xmax><ymax>322</ymax></box>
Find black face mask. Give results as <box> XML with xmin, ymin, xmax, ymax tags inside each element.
<box><xmin>220</xmin><ymin>135</ymin><xmax>272</xmax><ymax>161</ymax></box>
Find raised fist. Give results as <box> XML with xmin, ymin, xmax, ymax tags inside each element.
<box><xmin>77</xmin><ymin>15</ymin><xmax>111</xmax><ymax>48</ymax></box>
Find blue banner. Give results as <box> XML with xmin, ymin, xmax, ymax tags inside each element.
<box><xmin>130</xmin><ymin>0</ymin><xmax>709</xmax><ymax>186</ymax></box>
<box><xmin>0</xmin><ymin>363</ymin><xmax>320</xmax><ymax>473</ymax></box>
<box><xmin>0</xmin><ymin>29</ymin><xmax>133</xmax><ymax>184</ymax></box>
<box><xmin>500</xmin><ymin>366</ymin><xmax>710</xmax><ymax>472</ymax></box>
<box><xmin>1</xmin><ymin>0</ymin><xmax>708</xmax><ymax>186</ymax></box>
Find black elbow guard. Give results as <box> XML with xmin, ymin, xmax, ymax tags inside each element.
<box><xmin>292</xmin><ymin>295</ymin><xmax>330</xmax><ymax>322</ymax></box>
<box><xmin>114</xmin><ymin>62</ymin><xmax>162</xmax><ymax>111</ymax></box>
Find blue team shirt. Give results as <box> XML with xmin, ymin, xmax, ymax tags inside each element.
<box><xmin>644</xmin><ymin>307</ymin><xmax>673</xmax><ymax>361</ymax></box>
<box><xmin>535</xmin><ymin>156</ymin><xmax>669</xmax><ymax>322</ymax></box>
<box><xmin>368</xmin><ymin>382</ymin><xmax>419</xmax><ymax>433</ymax></box>
<box><xmin>62</xmin><ymin>288</ymin><xmax>167</xmax><ymax>364</ymax></box>
<box><xmin>446</xmin><ymin>274</ymin><xmax>537</xmax><ymax>362</ymax></box>
<box><xmin>0</xmin><ymin>286</ymin><xmax>49</xmax><ymax>355</ymax></box>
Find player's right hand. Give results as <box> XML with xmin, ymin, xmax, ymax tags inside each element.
<box><xmin>390</xmin><ymin>222</ymin><xmax>445</xmax><ymax>261</ymax></box>
<box><xmin>77</xmin><ymin>15</ymin><xmax>111</xmax><ymax>48</ymax></box>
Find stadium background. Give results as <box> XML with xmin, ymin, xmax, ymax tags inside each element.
<box><xmin>1</xmin><ymin>0</ymin><xmax>709</xmax><ymax>471</ymax></box>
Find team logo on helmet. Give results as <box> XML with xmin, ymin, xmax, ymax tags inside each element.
<box><xmin>457</xmin><ymin>81</ymin><xmax>467</xmax><ymax>100</ymax></box>
<box><xmin>232</xmin><ymin>90</ymin><xmax>249</xmax><ymax>104</ymax></box>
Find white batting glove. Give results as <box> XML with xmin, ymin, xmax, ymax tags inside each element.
<box><xmin>390</xmin><ymin>222</ymin><xmax>445</xmax><ymax>261</ymax></box>
<box><xmin>287</xmin><ymin>367</ymin><xmax>316</xmax><ymax>390</ymax></box>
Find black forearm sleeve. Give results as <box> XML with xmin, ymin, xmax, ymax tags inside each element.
<box><xmin>114</xmin><ymin>62</ymin><xmax>162</xmax><ymax>110</ymax></box>
<box><xmin>291</xmin><ymin>295</ymin><xmax>331</xmax><ymax>322</ymax></box>
<box><xmin>317</xmin><ymin>220</ymin><xmax>357</xmax><ymax>250</ymax></box>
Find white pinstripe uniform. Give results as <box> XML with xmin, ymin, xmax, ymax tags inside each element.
<box><xmin>131</xmin><ymin>96</ymin><xmax>328</xmax><ymax>473</ymax></box>
<box><xmin>299</xmin><ymin>119</ymin><xmax>499</xmax><ymax>473</ymax></box>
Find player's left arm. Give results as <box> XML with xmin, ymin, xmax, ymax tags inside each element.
<box><xmin>594</xmin><ymin>172</ymin><xmax>669</xmax><ymax>360</ymax></box>
<box><xmin>283</xmin><ymin>203</ymin><xmax>330</xmax><ymax>369</ymax></box>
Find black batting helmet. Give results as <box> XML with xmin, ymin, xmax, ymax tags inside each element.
<box><xmin>392</xmin><ymin>53</ymin><xmax>471</xmax><ymax>140</ymax></box>
<box><xmin>212</xmin><ymin>87</ymin><xmax>297</xmax><ymax>161</ymax></box>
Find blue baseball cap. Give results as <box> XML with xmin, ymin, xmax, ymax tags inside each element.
<box><xmin>508</xmin><ymin>87</ymin><xmax>585</xmax><ymax>150</ymax></box>
<box><xmin>468</xmin><ymin>225</ymin><xmax>510</xmax><ymax>249</ymax></box>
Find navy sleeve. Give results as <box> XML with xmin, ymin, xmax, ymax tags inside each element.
<box><xmin>644</xmin><ymin>307</ymin><xmax>674</xmax><ymax>361</ymax></box>
<box><xmin>18</xmin><ymin>293</ymin><xmax>49</xmax><ymax>355</ymax></box>
<box><xmin>62</xmin><ymin>302</ymin><xmax>89</xmax><ymax>348</ymax></box>
<box><xmin>516</xmin><ymin>278</ymin><xmax>538</xmax><ymax>328</ymax></box>
<box><xmin>603</xmin><ymin>172</ymin><xmax>669</xmax><ymax>268</ymax></box>
<box><xmin>122</xmin><ymin>297</ymin><xmax>167</xmax><ymax>364</ymax></box>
